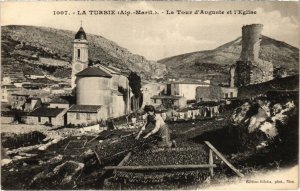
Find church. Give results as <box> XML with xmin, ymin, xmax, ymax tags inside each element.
<box><xmin>67</xmin><ymin>26</ymin><xmax>131</xmax><ymax>125</ymax></box>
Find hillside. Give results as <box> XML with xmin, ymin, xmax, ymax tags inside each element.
<box><xmin>1</xmin><ymin>25</ymin><xmax>167</xmax><ymax>81</ymax></box>
<box><xmin>159</xmin><ymin>36</ymin><xmax>299</xmax><ymax>83</ymax></box>
<box><xmin>2</xmin><ymin>25</ymin><xmax>298</xmax><ymax>84</ymax></box>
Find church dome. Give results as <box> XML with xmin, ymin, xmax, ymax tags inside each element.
<box><xmin>75</xmin><ymin>27</ymin><xmax>87</xmax><ymax>40</ymax></box>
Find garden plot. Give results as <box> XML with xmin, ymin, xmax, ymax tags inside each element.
<box><xmin>1</xmin><ymin>99</ymin><xmax>298</xmax><ymax>190</ymax></box>
<box><xmin>105</xmin><ymin>146</ymin><xmax>213</xmax><ymax>189</ymax></box>
<box><xmin>90</xmin><ymin>135</ymin><xmax>158</xmax><ymax>165</ymax></box>
<box><xmin>1</xmin><ymin>131</ymin><xmax>46</xmax><ymax>149</ymax></box>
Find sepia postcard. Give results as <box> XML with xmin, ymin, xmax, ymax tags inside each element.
<box><xmin>0</xmin><ymin>1</ymin><xmax>299</xmax><ymax>190</ymax></box>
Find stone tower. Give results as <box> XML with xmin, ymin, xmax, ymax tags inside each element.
<box><xmin>230</xmin><ymin>24</ymin><xmax>273</xmax><ymax>87</ymax></box>
<box><xmin>71</xmin><ymin>26</ymin><xmax>89</xmax><ymax>89</ymax></box>
<box><xmin>240</xmin><ymin>24</ymin><xmax>263</xmax><ymax>62</ymax></box>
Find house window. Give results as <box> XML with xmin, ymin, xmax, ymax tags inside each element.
<box><xmin>48</xmin><ymin>117</ymin><xmax>52</xmax><ymax>123</ymax></box>
<box><xmin>76</xmin><ymin>113</ymin><xmax>80</xmax><ymax>120</ymax></box>
<box><xmin>77</xmin><ymin>49</ymin><xmax>80</xmax><ymax>59</ymax></box>
<box><xmin>230</xmin><ymin>92</ymin><xmax>233</xmax><ymax>98</ymax></box>
<box><xmin>87</xmin><ymin>113</ymin><xmax>91</xmax><ymax>120</ymax></box>
<box><xmin>38</xmin><ymin>117</ymin><xmax>41</xmax><ymax>122</ymax></box>
<box><xmin>225</xmin><ymin>93</ymin><xmax>228</xmax><ymax>98</ymax></box>
<box><xmin>154</xmin><ymin>99</ymin><xmax>157</xmax><ymax>104</ymax></box>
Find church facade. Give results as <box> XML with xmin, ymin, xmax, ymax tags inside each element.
<box><xmin>69</xmin><ymin>26</ymin><xmax>131</xmax><ymax>124</ymax></box>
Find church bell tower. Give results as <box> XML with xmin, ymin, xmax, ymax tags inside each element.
<box><xmin>71</xmin><ymin>26</ymin><xmax>89</xmax><ymax>89</ymax></box>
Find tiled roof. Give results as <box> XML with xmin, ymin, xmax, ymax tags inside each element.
<box><xmin>1</xmin><ymin>84</ymin><xmax>17</xmax><ymax>89</ymax></box>
<box><xmin>28</xmin><ymin>107</ymin><xmax>65</xmax><ymax>117</ymax></box>
<box><xmin>68</xmin><ymin>105</ymin><xmax>101</xmax><ymax>113</ymax></box>
<box><xmin>97</xmin><ymin>64</ymin><xmax>121</xmax><ymax>75</ymax></box>
<box><xmin>75</xmin><ymin>27</ymin><xmax>87</xmax><ymax>40</ymax></box>
<box><xmin>76</xmin><ymin>67</ymin><xmax>112</xmax><ymax>78</ymax></box>
<box><xmin>107</xmin><ymin>65</ymin><xmax>122</xmax><ymax>73</ymax></box>
<box><xmin>151</xmin><ymin>95</ymin><xmax>183</xmax><ymax>100</ymax></box>
<box><xmin>49</xmin><ymin>97</ymin><xmax>69</xmax><ymax>104</ymax></box>
<box><xmin>11</xmin><ymin>93</ymin><xmax>31</xmax><ymax>96</ymax></box>
<box><xmin>2</xmin><ymin>111</ymin><xmax>28</xmax><ymax>117</ymax></box>
<box><xmin>193</xmin><ymin>101</ymin><xmax>220</xmax><ymax>107</ymax></box>
<box><xmin>51</xmin><ymin>87</ymin><xmax>65</xmax><ymax>90</ymax></box>
<box><xmin>170</xmin><ymin>81</ymin><xmax>210</xmax><ymax>85</ymax></box>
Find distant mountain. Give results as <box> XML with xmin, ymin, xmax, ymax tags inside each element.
<box><xmin>158</xmin><ymin>36</ymin><xmax>299</xmax><ymax>84</ymax></box>
<box><xmin>1</xmin><ymin>25</ymin><xmax>167</xmax><ymax>82</ymax></box>
<box><xmin>2</xmin><ymin>25</ymin><xmax>298</xmax><ymax>85</ymax></box>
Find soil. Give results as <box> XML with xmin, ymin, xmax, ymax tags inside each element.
<box><xmin>2</xmin><ymin>131</ymin><xmax>46</xmax><ymax>149</ymax></box>
<box><xmin>1</xmin><ymin>105</ymin><xmax>298</xmax><ymax>190</ymax></box>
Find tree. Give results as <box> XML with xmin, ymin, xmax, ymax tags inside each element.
<box><xmin>88</xmin><ymin>59</ymin><xmax>94</xmax><ymax>66</ymax></box>
<box><xmin>128</xmin><ymin>72</ymin><xmax>142</xmax><ymax>112</ymax></box>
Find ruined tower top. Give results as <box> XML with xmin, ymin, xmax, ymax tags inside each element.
<box><xmin>240</xmin><ymin>24</ymin><xmax>263</xmax><ymax>62</ymax></box>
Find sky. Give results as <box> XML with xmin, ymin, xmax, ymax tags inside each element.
<box><xmin>1</xmin><ymin>1</ymin><xmax>299</xmax><ymax>61</ymax></box>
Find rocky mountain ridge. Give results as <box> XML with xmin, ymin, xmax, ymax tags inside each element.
<box><xmin>159</xmin><ymin>36</ymin><xmax>299</xmax><ymax>83</ymax></box>
<box><xmin>1</xmin><ymin>25</ymin><xmax>167</xmax><ymax>81</ymax></box>
<box><xmin>2</xmin><ymin>25</ymin><xmax>298</xmax><ymax>85</ymax></box>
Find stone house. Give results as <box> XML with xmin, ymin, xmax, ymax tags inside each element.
<box><xmin>1</xmin><ymin>115</ymin><xmax>15</xmax><ymax>124</ymax></box>
<box><xmin>22</xmin><ymin>83</ymin><xmax>40</xmax><ymax>90</ymax></box>
<box><xmin>24</xmin><ymin>70</ymin><xmax>45</xmax><ymax>80</ymax></box>
<box><xmin>167</xmin><ymin>80</ymin><xmax>210</xmax><ymax>101</ymax></box>
<box><xmin>67</xmin><ymin>105</ymin><xmax>104</xmax><ymax>126</ymax></box>
<box><xmin>9</xmin><ymin>93</ymin><xmax>30</xmax><ymax>110</ymax></box>
<box><xmin>196</xmin><ymin>86</ymin><xmax>222</xmax><ymax>102</ymax></box>
<box><xmin>49</xmin><ymin>97</ymin><xmax>70</xmax><ymax>109</ymax></box>
<box><xmin>50</xmin><ymin>87</ymin><xmax>66</xmax><ymax>95</ymax></box>
<box><xmin>196</xmin><ymin>86</ymin><xmax>238</xmax><ymax>102</ymax></box>
<box><xmin>13</xmin><ymin>82</ymin><xmax>24</xmax><ymax>88</ymax></box>
<box><xmin>141</xmin><ymin>83</ymin><xmax>167</xmax><ymax>107</ymax></box>
<box><xmin>221</xmin><ymin>87</ymin><xmax>238</xmax><ymax>99</ymax></box>
<box><xmin>1</xmin><ymin>111</ymin><xmax>15</xmax><ymax>124</ymax></box>
<box><xmin>2</xmin><ymin>76</ymin><xmax>12</xmax><ymax>85</ymax></box>
<box><xmin>8</xmin><ymin>93</ymin><xmax>42</xmax><ymax>112</ymax></box>
<box><xmin>23</xmin><ymin>97</ymin><xmax>42</xmax><ymax>112</ymax></box>
<box><xmin>26</xmin><ymin>107</ymin><xmax>68</xmax><ymax>126</ymax></box>
<box><xmin>1</xmin><ymin>84</ymin><xmax>18</xmax><ymax>103</ymax></box>
<box><xmin>151</xmin><ymin>95</ymin><xmax>187</xmax><ymax>109</ymax></box>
